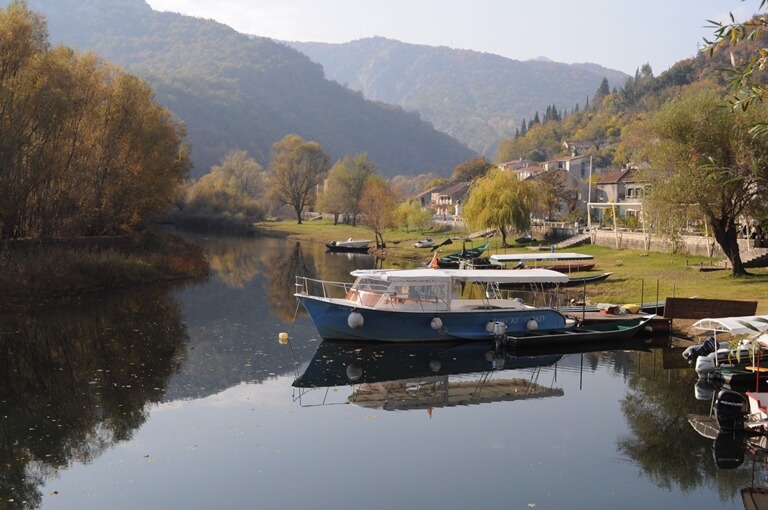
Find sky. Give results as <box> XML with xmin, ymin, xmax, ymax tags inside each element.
<box><xmin>144</xmin><ymin>0</ymin><xmax>758</xmax><ymax>75</ymax></box>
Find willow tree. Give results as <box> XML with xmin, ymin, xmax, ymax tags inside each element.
<box><xmin>644</xmin><ymin>86</ymin><xmax>768</xmax><ymax>275</ymax></box>
<box><xmin>267</xmin><ymin>134</ymin><xmax>330</xmax><ymax>224</ymax></box>
<box><xmin>462</xmin><ymin>169</ymin><xmax>538</xmax><ymax>247</ymax></box>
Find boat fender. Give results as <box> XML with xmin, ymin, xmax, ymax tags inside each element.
<box><xmin>430</xmin><ymin>317</ymin><xmax>443</xmax><ymax>330</ymax></box>
<box><xmin>429</xmin><ymin>359</ymin><xmax>442</xmax><ymax>373</ymax></box>
<box><xmin>694</xmin><ymin>355</ymin><xmax>715</xmax><ymax>376</ymax></box>
<box><xmin>347</xmin><ymin>311</ymin><xmax>364</xmax><ymax>329</ymax></box>
<box><xmin>527</xmin><ymin>319</ymin><xmax>539</xmax><ymax>331</ymax></box>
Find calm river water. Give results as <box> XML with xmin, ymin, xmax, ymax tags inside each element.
<box><xmin>1</xmin><ymin>235</ymin><xmax>765</xmax><ymax>510</ymax></box>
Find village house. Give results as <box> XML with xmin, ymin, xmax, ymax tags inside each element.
<box><xmin>416</xmin><ymin>179</ymin><xmax>470</xmax><ymax>217</ymax></box>
<box><xmin>593</xmin><ymin>166</ymin><xmax>648</xmax><ymax>222</ymax></box>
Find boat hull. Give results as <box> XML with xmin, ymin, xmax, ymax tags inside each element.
<box><xmin>505</xmin><ymin>315</ymin><xmax>654</xmax><ymax>347</ymax></box>
<box><xmin>325</xmin><ymin>242</ymin><xmax>371</xmax><ymax>253</ymax></box>
<box><xmin>296</xmin><ymin>294</ymin><xmax>568</xmax><ymax>342</ymax></box>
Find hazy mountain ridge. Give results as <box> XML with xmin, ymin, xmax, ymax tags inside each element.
<box><xmin>287</xmin><ymin>37</ymin><xmax>630</xmax><ymax>155</ymax></box>
<box><xmin>20</xmin><ymin>0</ymin><xmax>475</xmax><ymax>178</ymax></box>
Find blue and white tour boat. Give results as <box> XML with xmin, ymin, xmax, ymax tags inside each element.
<box><xmin>294</xmin><ymin>267</ymin><xmax>571</xmax><ymax>342</ymax></box>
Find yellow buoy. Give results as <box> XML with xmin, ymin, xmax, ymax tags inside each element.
<box><xmin>278</xmin><ymin>332</ymin><xmax>289</xmax><ymax>344</ymax></box>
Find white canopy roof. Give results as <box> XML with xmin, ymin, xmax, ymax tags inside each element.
<box><xmin>692</xmin><ymin>315</ymin><xmax>768</xmax><ymax>335</ymax></box>
<box><xmin>350</xmin><ymin>268</ymin><xmax>569</xmax><ymax>284</ymax></box>
<box><xmin>490</xmin><ymin>252</ymin><xmax>594</xmax><ymax>263</ymax></box>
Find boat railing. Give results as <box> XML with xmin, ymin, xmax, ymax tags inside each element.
<box><xmin>295</xmin><ymin>276</ymin><xmax>354</xmax><ymax>300</ymax></box>
<box><xmin>497</xmin><ymin>288</ymin><xmax>568</xmax><ymax>309</ymax></box>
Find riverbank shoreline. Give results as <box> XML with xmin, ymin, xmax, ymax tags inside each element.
<box><xmin>0</xmin><ymin>229</ymin><xmax>210</xmax><ymax>308</ymax></box>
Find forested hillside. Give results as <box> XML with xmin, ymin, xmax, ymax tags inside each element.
<box><xmin>288</xmin><ymin>37</ymin><xmax>629</xmax><ymax>156</ymax></box>
<box><xmin>19</xmin><ymin>0</ymin><xmax>476</xmax><ymax>178</ymax></box>
<box><xmin>492</xmin><ymin>33</ymin><xmax>766</xmax><ymax>169</ymax></box>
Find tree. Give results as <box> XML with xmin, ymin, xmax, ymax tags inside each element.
<box><xmin>266</xmin><ymin>134</ymin><xmax>330</xmax><ymax>224</ymax></box>
<box><xmin>358</xmin><ymin>175</ymin><xmax>396</xmax><ymax>248</ymax></box>
<box><xmin>0</xmin><ymin>1</ymin><xmax>190</xmax><ymax>239</ymax></box>
<box><xmin>318</xmin><ymin>153</ymin><xmax>375</xmax><ymax>225</ymax></box>
<box><xmin>536</xmin><ymin>169</ymin><xmax>570</xmax><ymax>220</ymax></box>
<box><xmin>452</xmin><ymin>156</ymin><xmax>494</xmax><ymax>181</ymax></box>
<box><xmin>394</xmin><ymin>199</ymin><xmax>433</xmax><ymax>233</ymax></box>
<box><xmin>705</xmin><ymin>1</ymin><xmax>768</xmax><ymax>131</ymax></box>
<box><xmin>462</xmin><ymin>169</ymin><xmax>537</xmax><ymax>246</ymax></box>
<box><xmin>644</xmin><ymin>86</ymin><xmax>768</xmax><ymax>275</ymax></box>
<box><xmin>186</xmin><ymin>150</ymin><xmax>264</xmax><ymax>218</ymax></box>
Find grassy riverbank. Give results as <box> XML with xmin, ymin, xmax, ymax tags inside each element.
<box><xmin>0</xmin><ymin>230</ymin><xmax>210</xmax><ymax>306</ymax></box>
<box><xmin>257</xmin><ymin>219</ymin><xmax>768</xmax><ymax>313</ymax></box>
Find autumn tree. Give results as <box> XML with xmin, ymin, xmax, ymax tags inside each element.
<box><xmin>452</xmin><ymin>156</ymin><xmax>494</xmax><ymax>181</ymax></box>
<box><xmin>358</xmin><ymin>175</ymin><xmax>396</xmax><ymax>248</ymax></box>
<box><xmin>186</xmin><ymin>150</ymin><xmax>264</xmax><ymax>218</ymax></box>
<box><xmin>643</xmin><ymin>86</ymin><xmax>768</xmax><ymax>275</ymax></box>
<box><xmin>266</xmin><ymin>134</ymin><xmax>330</xmax><ymax>224</ymax></box>
<box><xmin>462</xmin><ymin>169</ymin><xmax>538</xmax><ymax>246</ymax></box>
<box><xmin>0</xmin><ymin>1</ymin><xmax>190</xmax><ymax>239</ymax></box>
<box><xmin>317</xmin><ymin>153</ymin><xmax>374</xmax><ymax>225</ymax></box>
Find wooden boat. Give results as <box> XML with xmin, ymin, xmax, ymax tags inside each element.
<box><xmin>325</xmin><ymin>238</ymin><xmax>372</xmax><ymax>253</ymax></box>
<box><xmin>294</xmin><ymin>267</ymin><xmax>571</xmax><ymax>342</ymax></box>
<box><xmin>504</xmin><ymin>315</ymin><xmax>655</xmax><ymax>347</ymax></box>
<box><xmin>435</xmin><ymin>242</ymin><xmax>490</xmax><ymax>268</ymax></box>
<box><xmin>537</xmin><ymin>262</ymin><xmax>596</xmax><ymax>273</ymax></box>
<box><xmin>563</xmin><ymin>272</ymin><xmax>612</xmax><ymax>287</ymax></box>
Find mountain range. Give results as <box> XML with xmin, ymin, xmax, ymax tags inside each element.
<box><xmin>287</xmin><ymin>37</ymin><xmax>629</xmax><ymax>156</ymax></box>
<box><xmin>17</xmin><ymin>0</ymin><xmax>629</xmax><ymax>179</ymax></box>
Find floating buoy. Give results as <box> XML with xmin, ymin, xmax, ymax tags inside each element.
<box><xmin>430</xmin><ymin>317</ymin><xmax>443</xmax><ymax>330</ymax></box>
<box><xmin>527</xmin><ymin>319</ymin><xmax>539</xmax><ymax>331</ymax></box>
<box><xmin>347</xmin><ymin>311</ymin><xmax>364</xmax><ymax>329</ymax></box>
<box><xmin>278</xmin><ymin>332</ymin><xmax>289</xmax><ymax>344</ymax></box>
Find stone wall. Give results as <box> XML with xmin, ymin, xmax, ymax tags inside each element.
<box><xmin>589</xmin><ymin>228</ymin><xmax>761</xmax><ymax>259</ymax></box>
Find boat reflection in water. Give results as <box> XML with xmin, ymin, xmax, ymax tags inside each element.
<box><xmin>292</xmin><ymin>340</ymin><xmax>564</xmax><ymax>410</ymax></box>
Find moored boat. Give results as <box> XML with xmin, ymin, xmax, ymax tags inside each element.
<box><xmin>413</xmin><ymin>238</ymin><xmax>435</xmax><ymax>248</ymax></box>
<box><xmin>435</xmin><ymin>242</ymin><xmax>490</xmax><ymax>268</ymax></box>
<box><xmin>505</xmin><ymin>315</ymin><xmax>654</xmax><ymax>347</ymax></box>
<box><xmin>294</xmin><ymin>267</ymin><xmax>571</xmax><ymax>342</ymax></box>
<box><xmin>489</xmin><ymin>252</ymin><xmax>594</xmax><ymax>265</ymax></box>
<box><xmin>325</xmin><ymin>238</ymin><xmax>372</xmax><ymax>253</ymax></box>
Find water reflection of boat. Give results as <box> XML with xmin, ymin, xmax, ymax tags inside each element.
<box><xmin>292</xmin><ymin>340</ymin><xmax>564</xmax><ymax>410</ymax></box>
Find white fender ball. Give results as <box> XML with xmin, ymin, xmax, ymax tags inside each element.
<box><xmin>348</xmin><ymin>311</ymin><xmax>364</xmax><ymax>329</ymax></box>
<box><xmin>430</xmin><ymin>317</ymin><xmax>443</xmax><ymax>330</ymax></box>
